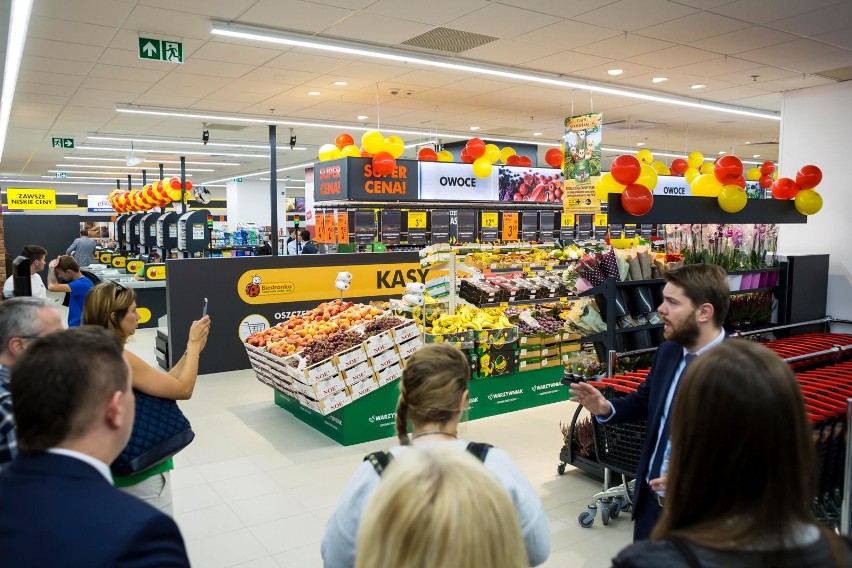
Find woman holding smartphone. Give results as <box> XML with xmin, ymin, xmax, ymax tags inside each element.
<box><xmin>82</xmin><ymin>281</ymin><xmax>211</xmax><ymax>515</ymax></box>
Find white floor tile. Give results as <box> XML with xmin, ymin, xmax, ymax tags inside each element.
<box><xmin>211</xmin><ymin>472</ymin><xmax>283</xmax><ymax>502</ymax></box>
<box><xmin>186</xmin><ymin>528</ymin><xmax>269</xmax><ymax>568</ymax></box>
<box><xmin>228</xmin><ymin>491</ymin><xmax>308</xmax><ymax>527</ymax></box>
<box><xmin>273</xmin><ymin>543</ymin><xmax>324</xmax><ymax>568</ymax></box>
<box><xmin>249</xmin><ymin>513</ymin><xmax>326</xmax><ymax>555</ymax></box>
<box><xmin>197</xmin><ymin>456</ymin><xmax>263</xmax><ymax>483</ymax></box>
<box><xmin>234</xmin><ymin>558</ymin><xmax>280</xmax><ymax>568</ymax></box>
<box><xmin>172</xmin><ymin>483</ymin><xmax>224</xmax><ymax>515</ymax></box>
<box><xmin>170</xmin><ymin>466</ymin><xmax>207</xmax><ymax>490</ymax></box>
<box><xmin>175</xmin><ymin>503</ymin><xmax>244</xmax><ymax>541</ymax></box>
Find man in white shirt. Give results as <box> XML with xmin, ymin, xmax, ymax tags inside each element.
<box><xmin>0</xmin><ymin>327</ymin><xmax>190</xmax><ymax>567</ymax></box>
<box><xmin>2</xmin><ymin>245</ymin><xmax>47</xmax><ymax>299</ymax></box>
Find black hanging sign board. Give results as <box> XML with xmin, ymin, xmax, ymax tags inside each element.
<box><xmin>539</xmin><ymin>211</ymin><xmax>555</xmax><ymax>242</ymax></box>
<box><xmin>456</xmin><ymin>209</ymin><xmax>476</xmax><ymax>243</ymax></box>
<box><xmin>431</xmin><ymin>210</ymin><xmax>450</xmax><ymax>244</ymax></box>
<box><xmin>577</xmin><ymin>214</ymin><xmax>593</xmax><ymax>239</ymax></box>
<box><xmin>380</xmin><ymin>210</ymin><xmax>401</xmax><ymax>245</ymax></box>
<box><xmin>481</xmin><ymin>211</ymin><xmax>498</xmax><ymax>242</ymax></box>
<box><xmin>354</xmin><ymin>210</ymin><xmax>376</xmax><ymax>245</ymax></box>
<box><xmin>521</xmin><ymin>211</ymin><xmax>538</xmax><ymax>241</ymax></box>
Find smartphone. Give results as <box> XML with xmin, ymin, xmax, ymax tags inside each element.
<box><xmin>202</xmin><ymin>297</ymin><xmax>208</xmax><ymax>317</ymax></box>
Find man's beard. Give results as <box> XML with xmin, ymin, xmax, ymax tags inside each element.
<box><xmin>664</xmin><ymin>312</ymin><xmax>700</xmax><ymax>347</ymax></box>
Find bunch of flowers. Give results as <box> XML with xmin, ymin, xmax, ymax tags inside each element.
<box><xmin>664</xmin><ymin>224</ymin><xmax>779</xmax><ymax>270</ymax></box>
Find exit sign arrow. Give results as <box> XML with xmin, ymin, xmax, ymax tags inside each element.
<box><xmin>142</xmin><ymin>41</ymin><xmax>158</xmax><ymax>57</ymax></box>
<box><xmin>138</xmin><ymin>37</ymin><xmax>183</xmax><ymax>63</ymax></box>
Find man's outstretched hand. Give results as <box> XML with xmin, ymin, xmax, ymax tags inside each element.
<box><xmin>569</xmin><ymin>382</ymin><xmax>612</xmax><ymax>417</ymax></box>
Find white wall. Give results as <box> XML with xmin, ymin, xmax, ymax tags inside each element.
<box><xmin>225</xmin><ymin>180</ymin><xmax>304</xmax><ymax>230</ymax></box>
<box><xmin>777</xmin><ymin>81</ymin><xmax>852</xmax><ymax>321</ymax></box>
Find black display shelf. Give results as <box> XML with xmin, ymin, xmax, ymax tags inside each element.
<box><xmin>616</xmin><ymin>278</ymin><xmax>665</xmax><ymax>287</ymax></box>
<box><xmin>579</xmin><ymin>331</ymin><xmax>607</xmax><ymax>344</ymax></box>
<box><xmin>607</xmin><ymin>195</ymin><xmax>807</xmax><ymax>224</ymax></box>
<box><xmin>478</xmin><ymin>296</ymin><xmax>575</xmax><ymax>308</ymax></box>
<box><xmin>211</xmin><ymin>245</ymin><xmax>263</xmax><ymax>250</ymax></box>
<box><xmin>729</xmin><ymin>286</ymin><xmax>778</xmax><ymax>295</ymax></box>
<box><xmin>615</xmin><ymin>323</ymin><xmax>664</xmax><ymax>334</ymax></box>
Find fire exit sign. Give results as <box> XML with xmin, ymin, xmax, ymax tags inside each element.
<box><xmin>138</xmin><ymin>37</ymin><xmax>183</xmax><ymax>63</ymax></box>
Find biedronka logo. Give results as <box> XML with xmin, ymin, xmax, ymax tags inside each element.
<box><xmin>239</xmin><ymin>273</ymin><xmax>294</xmax><ymax>303</ymax></box>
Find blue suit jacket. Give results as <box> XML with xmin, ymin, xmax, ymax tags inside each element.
<box><xmin>0</xmin><ymin>452</ymin><xmax>190</xmax><ymax>568</ymax></box>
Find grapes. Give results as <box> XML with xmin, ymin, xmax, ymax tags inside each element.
<box><xmin>363</xmin><ymin>317</ymin><xmax>404</xmax><ymax>336</ymax></box>
<box><xmin>302</xmin><ymin>330</ymin><xmax>365</xmax><ymax>366</ymax></box>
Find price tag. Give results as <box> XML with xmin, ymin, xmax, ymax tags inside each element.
<box><xmin>336</xmin><ymin>212</ymin><xmax>349</xmax><ymax>244</ymax></box>
<box><xmin>324</xmin><ymin>213</ymin><xmax>335</xmax><ymax>243</ymax></box>
<box><xmin>408</xmin><ymin>211</ymin><xmax>426</xmax><ymax>229</ymax></box>
<box><xmin>315</xmin><ymin>214</ymin><xmax>326</xmax><ymax>244</ymax></box>
<box><xmin>559</xmin><ymin>297</ymin><xmax>568</xmax><ymax>302</ymax></box>
<box><xmin>481</xmin><ymin>212</ymin><xmax>498</xmax><ymax>228</ymax></box>
<box><xmin>561</xmin><ymin>213</ymin><xmax>575</xmax><ymax>227</ymax></box>
<box><xmin>502</xmin><ymin>212</ymin><xmax>519</xmax><ymax>241</ymax></box>
<box><xmin>499</xmin><ymin>302</ymin><xmax>509</xmax><ymax>308</ymax></box>
<box><xmin>523</xmin><ymin>266</ymin><xmax>531</xmax><ymax>274</ymax></box>
<box><xmin>594</xmin><ymin>214</ymin><xmax>608</xmax><ymax>227</ymax></box>
<box><xmin>545</xmin><ymin>265</ymin><xmax>553</xmax><ymax>271</ymax></box>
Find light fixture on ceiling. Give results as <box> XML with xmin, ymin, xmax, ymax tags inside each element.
<box><xmin>0</xmin><ymin>178</ymin><xmax>115</xmax><ymax>186</ymax></box>
<box><xmin>533</xmin><ymin>132</ymin><xmax>543</xmax><ymax>137</ymax></box>
<box><xmin>77</xmin><ymin>145</ymin><xmax>281</xmax><ymax>159</ymax></box>
<box><xmin>651</xmin><ymin>77</ymin><xmax>668</xmax><ymax>83</ymax></box>
<box><xmin>607</xmin><ymin>69</ymin><xmax>623</xmax><ymax>76</ymax></box>
<box><xmin>55</xmin><ymin>164</ymin><xmax>215</xmax><ymax>172</ymax></box>
<box><xmin>469</xmin><ymin>126</ymin><xmax>480</xmax><ymax>131</ymax></box>
<box><xmin>333</xmin><ymin>81</ymin><xmax>348</xmax><ymax>86</ymax></box>
<box><xmin>719</xmin><ymin>151</ymin><xmax>726</xmax><ymax>154</ymax></box>
<box><xmin>88</xmin><ymin>135</ymin><xmax>306</xmax><ymax>151</ymax></box>
<box><xmin>208</xmin><ymin>23</ymin><xmax>780</xmax><ymax>121</ymax></box>
<box><xmin>42</xmin><ymin>174</ymin><xmax>191</xmax><ymax>180</ymax></box>
<box><xmin>691</xmin><ymin>84</ymin><xmax>706</xmax><ymax>89</ymax></box>
<box><xmin>356</xmin><ymin>115</ymin><xmax>369</xmax><ymax>120</ymax></box>
<box><xmin>63</xmin><ymin>156</ymin><xmax>241</xmax><ymax>166</ymax></box>
<box><xmin>0</xmin><ymin>0</ymin><xmax>34</xmax><ymax>163</ymax></box>
<box><xmin>307</xmin><ymin>91</ymin><xmax>321</xmax><ymax>96</ymax></box>
<box><xmin>753</xmin><ymin>154</ymin><xmax>761</xmax><ymax>158</ymax></box>
<box><xmin>636</xmin><ymin>142</ymin><xmax>645</xmax><ymax>146</ymax></box>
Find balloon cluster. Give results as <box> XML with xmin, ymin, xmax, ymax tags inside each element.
<box><xmin>636</xmin><ymin>149</ymin><xmax>672</xmax><ymax>176</ymax></box>
<box><xmin>595</xmin><ymin>154</ymin><xmax>657</xmax><ymax>216</ymax></box>
<box><xmin>452</xmin><ymin>138</ymin><xmax>537</xmax><ymax>178</ymax></box>
<box><xmin>109</xmin><ymin>177</ymin><xmax>192</xmax><ymax>213</ymax></box>
<box><xmin>318</xmin><ymin>131</ymin><xmax>405</xmax><ymax>177</ymax></box>
<box><xmin>771</xmin><ymin>164</ymin><xmax>823</xmax><ymax>215</ymax></box>
<box><xmin>745</xmin><ymin>160</ymin><xmax>778</xmax><ymax>190</ymax></box>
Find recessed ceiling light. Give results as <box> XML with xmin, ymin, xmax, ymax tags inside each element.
<box><xmin>533</xmin><ymin>132</ymin><xmax>543</xmax><ymax>137</ymax></box>
<box><xmin>691</xmin><ymin>84</ymin><xmax>705</xmax><ymax>89</ymax></box>
<box><xmin>652</xmin><ymin>77</ymin><xmax>668</xmax><ymax>83</ymax></box>
<box><xmin>356</xmin><ymin>115</ymin><xmax>369</xmax><ymax>120</ymax></box>
<box><xmin>719</xmin><ymin>151</ymin><xmax>726</xmax><ymax>155</ymax></box>
<box><xmin>636</xmin><ymin>142</ymin><xmax>645</xmax><ymax>147</ymax></box>
<box><xmin>608</xmin><ymin>69</ymin><xmax>623</xmax><ymax>76</ymax></box>
<box><xmin>753</xmin><ymin>154</ymin><xmax>761</xmax><ymax>158</ymax></box>
<box><xmin>470</xmin><ymin>126</ymin><xmax>480</xmax><ymax>131</ymax></box>
<box><xmin>307</xmin><ymin>91</ymin><xmax>321</xmax><ymax>95</ymax></box>
<box><xmin>745</xmin><ymin>141</ymin><xmax>751</xmax><ymax>144</ymax></box>
<box><xmin>333</xmin><ymin>81</ymin><xmax>348</xmax><ymax>86</ymax></box>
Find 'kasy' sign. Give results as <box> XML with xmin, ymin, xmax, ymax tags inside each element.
<box><xmin>6</xmin><ymin>188</ymin><xmax>56</xmax><ymax>210</ymax></box>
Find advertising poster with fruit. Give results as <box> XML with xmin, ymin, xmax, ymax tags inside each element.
<box><xmin>497</xmin><ymin>166</ymin><xmax>564</xmax><ymax>203</ymax></box>
<box><xmin>563</xmin><ymin>113</ymin><xmax>603</xmax><ymax>214</ymax></box>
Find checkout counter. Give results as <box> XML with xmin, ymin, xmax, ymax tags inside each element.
<box><xmin>85</xmin><ymin>262</ymin><xmax>167</xmax><ymax>330</ymax></box>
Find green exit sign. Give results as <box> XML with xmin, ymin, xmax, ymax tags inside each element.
<box><xmin>234</xmin><ymin>177</ymin><xmax>244</xmax><ymax>182</ymax></box>
<box><xmin>55</xmin><ymin>172</ymin><xmax>68</xmax><ymax>178</ymax></box>
<box><xmin>138</xmin><ymin>37</ymin><xmax>183</xmax><ymax>63</ymax></box>
<box><xmin>52</xmin><ymin>137</ymin><xmax>74</xmax><ymax>148</ymax></box>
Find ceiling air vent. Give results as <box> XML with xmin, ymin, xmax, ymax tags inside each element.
<box><xmin>813</xmin><ymin>66</ymin><xmax>852</xmax><ymax>82</ymax></box>
<box><xmin>604</xmin><ymin>119</ymin><xmax>663</xmax><ymax>132</ymax></box>
<box><xmin>205</xmin><ymin>123</ymin><xmax>250</xmax><ymax>132</ymax></box>
<box><xmin>401</xmin><ymin>27</ymin><xmax>499</xmax><ymax>54</ymax></box>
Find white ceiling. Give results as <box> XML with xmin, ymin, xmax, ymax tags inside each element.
<box><xmin>2</xmin><ymin>0</ymin><xmax>851</xmax><ymax>188</ymax></box>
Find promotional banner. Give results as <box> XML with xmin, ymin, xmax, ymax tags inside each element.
<box><xmin>419</xmin><ymin>161</ymin><xmax>498</xmax><ymax>201</ymax></box>
<box><xmin>563</xmin><ymin>112</ymin><xmax>603</xmax><ymax>214</ymax></box>
<box><xmin>87</xmin><ymin>194</ymin><xmax>113</xmax><ymax>213</ymax></box>
<box><xmin>497</xmin><ymin>166</ymin><xmax>564</xmax><ymax>203</ymax></box>
<box><xmin>502</xmin><ymin>212</ymin><xmax>519</xmax><ymax>241</ymax></box>
<box><xmin>315</xmin><ymin>158</ymin><xmax>419</xmax><ymax>202</ymax></box>
<box><xmin>6</xmin><ymin>188</ymin><xmax>57</xmax><ymax>210</ymax></box>
<box><xmin>653</xmin><ymin>175</ymin><xmax>691</xmax><ymax>196</ymax></box>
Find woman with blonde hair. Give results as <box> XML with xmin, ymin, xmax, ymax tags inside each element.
<box><xmin>322</xmin><ymin>343</ymin><xmax>549</xmax><ymax>568</ymax></box>
<box><xmin>82</xmin><ymin>281</ymin><xmax>210</xmax><ymax>515</ymax></box>
<box><xmin>355</xmin><ymin>445</ymin><xmax>527</xmax><ymax>568</ymax></box>
<box><xmin>612</xmin><ymin>339</ymin><xmax>852</xmax><ymax>567</ymax></box>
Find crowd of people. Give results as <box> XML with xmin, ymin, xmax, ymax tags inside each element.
<box><xmin>0</xmin><ymin>243</ymin><xmax>850</xmax><ymax>566</ymax></box>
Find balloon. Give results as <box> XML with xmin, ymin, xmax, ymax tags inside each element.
<box><xmin>385</xmin><ymin>135</ymin><xmax>405</xmax><ymax>159</ymax></box>
<box><xmin>484</xmin><ymin>144</ymin><xmax>501</xmax><ymax>163</ymax></box>
<box><xmin>506</xmin><ymin>154</ymin><xmax>522</xmax><ymax>166</ymax></box>
<box><xmin>167</xmin><ymin>187</ymin><xmax>182</xmax><ymax>202</ymax></box>
<box><xmin>773</xmin><ymin>171</ymin><xmax>779</xmax><ymax>180</ymax></box>
<box><xmin>184</xmin><ymin>180</ymin><xmax>192</xmax><ymax>192</ymax></box>
<box><xmin>169</xmin><ymin>177</ymin><xmax>181</xmax><ymax>190</ymax></box>
<box><xmin>600</xmin><ymin>172</ymin><xmax>626</xmax><ymax>194</ymax></box>
<box><xmin>650</xmin><ymin>160</ymin><xmax>667</xmax><ymax>174</ymax></box>
<box><xmin>472</xmin><ymin>157</ymin><xmax>493</xmax><ymax>178</ymax></box>
<box><xmin>670</xmin><ymin>158</ymin><xmax>688</xmax><ymax>176</ymax></box>
<box><xmin>518</xmin><ymin>155</ymin><xmax>533</xmax><ymax>167</ymax></box>
<box><xmin>460</xmin><ymin>148</ymin><xmax>474</xmax><ymax>164</ymax></box>
<box><xmin>371</xmin><ymin>152</ymin><xmax>396</xmax><ymax>176</ymax></box>
<box><xmin>335</xmin><ymin>133</ymin><xmax>354</xmax><ymax>150</ymax></box>
<box><xmin>758</xmin><ymin>175</ymin><xmax>773</xmax><ymax>189</ymax></box>
<box><xmin>687</xmin><ymin>151</ymin><xmax>704</xmax><ymax>169</ymax></box>
<box><xmin>700</xmin><ymin>162</ymin><xmax>714</xmax><ymax>175</ymax></box>
<box><xmin>760</xmin><ymin>161</ymin><xmax>775</xmax><ymax>176</ymax></box>
<box><xmin>500</xmin><ymin>147</ymin><xmax>516</xmax><ymax>164</ymax></box>
<box><xmin>361</xmin><ymin>130</ymin><xmax>385</xmax><ymax>155</ymax></box>
<box><xmin>796</xmin><ymin>165</ymin><xmax>822</xmax><ymax>189</ymax></box>
<box><xmin>771</xmin><ymin>177</ymin><xmax>800</xmax><ymax>200</ymax></box>
<box><xmin>466</xmin><ymin>138</ymin><xmax>486</xmax><ymax>159</ymax></box>
<box><xmin>745</xmin><ymin>167</ymin><xmax>761</xmax><ymax>181</ymax></box>
<box><xmin>610</xmin><ymin>154</ymin><xmax>642</xmax><ymax>186</ymax></box>
<box><xmin>691</xmin><ymin>174</ymin><xmax>723</xmax><ymax>197</ymax></box>
<box><xmin>794</xmin><ymin>189</ymin><xmax>823</xmax><ymax>215</ymax></box>
<box><xmin>545</xmin><ymin>148</ymin><xmax>564</xmax><ymax>168</ymax></box>
<box><xmin>437</xmin><ymin>150</ymin><xmax>453</xmax><ymax>162</ymax></box>
<box><xmin>659</xmin><ymin>165</ymin><xmax>671</xmax><ymax>175</ymax></box>
<box><xmin>684</xmin><ymin>168</ymin><xmax>700</xmax><ymax>184</ymax></box>
<box><xmin>636</xmin><ymin>149</ymin><xmax>653</xmax><ymax>165</ymax></box>
<box><xmin>360</xmin><ymin>147</ymin><xmax>373</xmax><ymax>158</ymax></box>
<box><xmin>731</xmin><ymin>176</ymin><xmax>746</xmax><ymax>189</ymax></box>
<box><xmin>595</xmin><ymin>180</ymin><xmax>609</xmax><ymax>202</ymax></box>
<box><xmin>341</xmin><ymin>144</ymin><xmax>361</xmax><ymax>158</ymax></box>
<box><xmin>717</xmin><ymin>185</ymin><xmax>747</xmax><ymax>213</ymax></box>
<box><xmin>621</xmin><ymin>184</ymin><xmax>654</xmax><ymax>216</ymax></box>
<box><xmin>417</xmin><ymin>147</ymin><xmax>438</xmax><ymax>161</ymax></box>
<box><xmin>636</xmin><ymin>164</ymin><xmax>658</xmax><ymax>191</ymax></box>
<box><xmin>318</xmin><ymin>143</ymin><xmax>340</xmax><ymax>161</ymax></box>
<box><xmin>714</xmin><ymin>155</ymin><xmax>744</xmax><ymax>183</ymax></box>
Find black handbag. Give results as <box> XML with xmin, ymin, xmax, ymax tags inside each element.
<box><xmin>111</xmin><ymin>390</ymin><xmax>195</xmax><ymax>477</ymax></box>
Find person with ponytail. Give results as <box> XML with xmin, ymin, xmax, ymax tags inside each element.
<box><xmin>321</xmin><ymin>343</ymin><xmax>549</xmax><ymax>568</ymax></box>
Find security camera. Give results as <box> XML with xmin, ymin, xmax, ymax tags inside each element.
<box><xmin>202</xmin><ymin>129</ymin><xmax>209</xmax><ymax>145</ymax></box>
<box><xmin>389</xmin><ymin>88</ymin><xmax>400</xmax><ymax>96</ymax></box>
<box><xmin>289</xmin><ymin>128</ymin><xmax>296</xmax><ymax>150</ymax></box>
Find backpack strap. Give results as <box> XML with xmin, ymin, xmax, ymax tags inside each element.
<box><xmin>364</xmin><ymin>450</ymin><xmax>394</xmax><ymax>476</ymax></box>
<box><xmin>465</xmin><ymin>442</ymin><xmax>493</xmax><ymax>462</ymax></box>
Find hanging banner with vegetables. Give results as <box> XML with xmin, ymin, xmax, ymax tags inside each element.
<box><xmin>497</xmin><ymin>166</ymin><xmax>564</xmax><ymax>203</ymax></box>
<box><xmin>563</xmin><ymin>112</ymin><xmax>603</xmax><ymax>214</ymax></box>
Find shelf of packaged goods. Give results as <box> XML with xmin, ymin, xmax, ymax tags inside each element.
<box><xmin>210</xmin><ymin>245</ymin><xmax>263</xmax><ymax>251</ymax></box>
<box><xmin>615</xmin><ymin>323</ymin><xmax>664</xmax><ymax>334</ymax></box>
<box><xmin>729</xmin><ymin>286</ymin><xmax>778</xmax><ymax>296</ymax></box>
<box><xmin>476</xmin><ymin>296</ymin><xmax>578</xmax><ymax>308</ymax></box>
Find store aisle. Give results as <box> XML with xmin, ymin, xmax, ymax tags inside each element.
<box><xmin>128</xmin><ymin>330</ymin><xmax>632</xmax><ymax>568</ymax></box>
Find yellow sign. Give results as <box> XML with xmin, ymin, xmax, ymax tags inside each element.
<box><xmin>99</xmin><ymin>251</ymin><xmax>113</xmax><ymax>264</ymax></box>
<box><xmin>145</xmin><ymin>265</ymin><xmax>166</xmax><ymax>280</ymax></box>
<box><xmin>126</xmin><ymin>259</ymin><xmax>144</xmax><ymax>274</ymax></box>
<box><xmin>560</xmin><ymin>213</ymin><xmax>575</xmax><ymax>227</ymax></box>
<box><xmin>6</xmin><ymin>188</ymin><xmax>56</xmax><ymax>210</ymax></box>
<box><xmin>111</xmin><ymin>255</ymin><xmax>127</xmax><ymax>269</ymax></box>
<box><xmin>481</xmin><ymin>212</ymin><xmax>498</xmax><ymax>228</ymax></box>
<box><xmin>595</xmin><ymin>214</ymin><xmax>608</xmax><ymax>227</ymax></box>
<box><xmin>563</xmin><ymin>178</ymin><xmax>601</xmax><ymax>214</ymax></box>
<box><xmin>408</xmin><ymin>211</ymin><xmax>426</xmax><ymax>229</ymax></box>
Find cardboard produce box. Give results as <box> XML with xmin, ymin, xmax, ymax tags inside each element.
<box><xmin>518</xmin><ymin>358</ymin><xmax>542</xmax><ymax>372</ymax></box>
<box><xmin>519</xmin><ymin>346</ymin><xmax>541</xmax><ymax>360</ymax></box>
<box><xmin>539</xmin><ymin>356</ymin><xmax>560</xmax><ymax>369</ymax></box>
<box><xmin>560</xmin><ymin>341</ymin><xmax>582</xmax><ymax>355</ymax></box>
<box><xmin>335</xmin><ymin>344</ymin><xmax>368</xmax><ymax>371</ymax></box>
<box><xmin>540</xmin><ymin>332</ymin><xmax>562</xmax><ymax>345</ymax></box>
<box><xmin>371</xmin><ymin>348</ymin><xmax>401</xmax><ymax>372</ymax></box>
<box><xmin>396</xmin><ymin>336</ymin><xmax>424</xmax><ymax>361</ymax></box>
<box><xmin>293</xmin><ymin>374</ymin><xmax>346</xmax><ymax>399</ymax></box>
<box><xmin>348</xmin><ymin>377</ymin><xmax>379</xmax><ymax>401</ymax></box>
<box><xmin>476</xmin><ymin>349</ymin><xmax>518</xmax><ymax>378</ymax></box>
<box><xmin>538</xmin><ymin>345</ymin><xmax>560</xmax><ymax>359</ymax></box>
<box><xmin>299</xmin><ymin>389</ymin><xmax>351</xmax><ymax>416</ymax></box>
<box><xmin>392</xmin><ymin>320</ymin><xmax>423</xmax><ymax>344</ymax></box>
<box><xmin>518</xmin><ymin>334</ymin><xmax>542</xmax><ymax>347</ymax></box>
<box><xmin>341</xmin><ymin>361</ymin><xmax>374</xmax><ymax>387</ymax></box>
<box><xmin>364</xmin><ymin>329</ymin><xmax>396</xmax><ymax>358</ymax></box>
<box><xmin>377</xmin><ymin>362</ymin><xmax>404</xmax><ymax>387</ymax></box>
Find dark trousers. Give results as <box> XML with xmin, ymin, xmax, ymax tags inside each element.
<box><xmin>633</xmin><ymin>480</ymin><xmax>663</xmax><ymax>541</ymax></box>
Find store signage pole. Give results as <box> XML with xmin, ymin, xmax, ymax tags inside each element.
<box><xmin>159</xmin><ymin>164</ymin><xmax>164</xmax><ymax>181</ymax></box>
<box><xmin>180</xmin><ymin>156</ymin><xmax>187</xmax><ymax>215</ymax></box>
<box><xmin>269</xmin><ymin>124</ymin><xmax>278</xmax><ymax>256</ymax></box>
<box><xmin>142</xmin><ymin>169</ymin><xmax>147</xmax><ymax>187</ymax></box>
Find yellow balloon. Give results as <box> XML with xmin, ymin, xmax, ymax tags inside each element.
<box><xmin>691</xmin><ymin>174</ymin><xmax>723</xmax><ymax>197</ymax></box>
<box><xmin>610</xmin><ymin>236</ymin><xmax>640</xmax><ymax>249</ymax></box>
<box><xmin>773</xmin><ymin>170</ymin><xmax>779</xmax><ymax>180</ymax></box>
<box><xmin>318</xmin><ymin>143</ymin><xmax>340</xmax><ymax>161</ymax></box>
<box><xmin>595</xmin><ymin>180</ymin><xmax>609</xmax><ymax>202</ymax></box>
<box><xmin>717</xmin><ymin>185</ymin><xmax>747</xmax><ymax>213</ymax></box>
<box><xmin>385</xmin><ymin>135</ymin><xmax>405</xmax><ymax>159</ymax></box>
<box><xmin>700</xmin><ymin>162</ymin><xmax>714</xmax><ymax>175</ymax></box>
<box><xmin>745</xmin><ymin>167</ymin><xmax>761</xmax><ymax>181</ymax></box>
<box><xmin>484</xmin><ymin>143</ymin><xmax>500</xmax><ymax>163</ymax></box>
<box><xmin>794</xmin><ymin>189</ymin><xmax>823</xmax><ymax>215</ymax></box>
<box><xmin>437</xmin><ymin>150</ymin><xmax>453</xmax><ymax>162</ymax></box>
<box><xmin>659</xmin><ymin>165</ymin><xmax>671</xmax><ymax>175</ymax></box>
<box><xmin>687</xmin><ymin>152</ymin><xmax>704</xmax><ymax>169</ymax></box>
<box><xmin>500</xmin><ymin>147</ymin><xmax>516</xmax><ymax>164</ymax></box>
<box><xmin>684</xmin><ymin>168</ymin><xmax>700</xmax><ymax>184</ymax></box>
<box><xmin>636</xmin><ymin>164</ymin><xmax>658</xmax><ymax>191</ymax></box>
<box><xmin>341</xmin><ymin>144</ymin><xmax>361</xmax><ymax>158</ymax></box>
<box><xmin>650</xmin><ymin>160</ymin><xmax>667</xmax><ymax>174</ymax></box>
<box><xmin>600</xmin><ymin>172</ymin><xmax>626</xmax><ymax>194</ymax></box>
<box><xmin>362</xmin><ymin>130</ymin><xmax>385</xmax><ymax>155</ymax></box>
<box><xmin>636</xmin><ymin>149</ymin><xmax>653</xmax><ymax>165</ymax></box>
<box><xmin>472</xmin><ymin>157</ymin><xmax>493</xmax><ymax>178</ymax></box>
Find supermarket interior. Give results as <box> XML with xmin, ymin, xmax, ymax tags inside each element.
<box><xmin>1</xmin><ymin>0</ymin><xmax>852</xmax><ymax>567</ymax></box>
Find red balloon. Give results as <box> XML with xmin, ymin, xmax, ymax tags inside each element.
<box><xmin>360</xmin><ymin>147</ymin><xmax>373</xmax><ymax>158</ymax></box>
<box><xmin>518</xmin><ymin>155</ymin><xmax>533</xmax><ymax>167</ymax></box>
<box><xmin>184</xmin><ymin>180</ymin><xmax>193</xmax><ymax>191</ymax></box>
<box><xmin>796</xmin><ymin>165</ymin><xmax>822</xmax><ymax>190</ymax></box>
<box><xmin>372</xmin><ymin>151</ymin><xmax>396</xmax><ymax>176</ymax></box>
<box><xmin>621</xmin><ymin>184</ymin><xmax>654</xmax><ymax>216</ymax></box>
<box><xmin>169</xmin><ymin>177</ymin><xmax>181</xmax><ymax>190</ymax></box>
<box><xmin>714</xmin><ymin>155</ymin><xmax>744</xmax><ymax>183</ymax></box>
<box><xmin>545</xmin><ymin>148</ymin><xmax>564</xmax><ymax>168</ymax></box>
<box><xmin>611</xmin><ymin>155</ymin><xmax>642</xmax><ymax>186</ymax></box>
<box><xmin>670</xmin><ymin>158</ymin><xmax>688</xmax><ymax>175</ymax></box>
<box><xmin>506</xmin><ymin>155</ymin><xmax>522</xmax><ymax>166</ymax></box>
<box><xmin>334</xmin><ymin>133</ymin><xmax>355</xmax><ymax>150</ymax></box>
<box><xmin>417</xmin><ymin>147</ymin><xmax>438</xmax><ymax>161</ymax></box>
<box><xmin>760</xmin><ymin>161</ymin><xmax>775</xmax><ymax>176</ymax></box>
<box><xmin>460</xmin><ymin>148</ymin><xmax>474</xmax><ymax>163</ymax></box>
<box><xmin>771</xmin><ymin>177</ymin><xmax>800</xmax><ymax>200</ymax></box>
<box><xmin>466</xmin><ymin>138</ymin><xmax>486</xmax><ymax>159</ymax></box>
<box><xmin>731</xmin><ymin>176</ymin><xmax>746</xmax><ymax>189</ymax></box>
<box><xmin>758</xmin><ymin>175</ymin><xmax>773</xmax><ymax>189</ymax></box>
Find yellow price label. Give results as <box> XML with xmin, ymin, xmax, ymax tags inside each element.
<box><xmin>408</xmin><ymin>211</ymin><xmax>427</xmax><ymax>229</ymax></box>
<box><xmin>481</xmin><ymin>212</ymin><xmax>498</xmax><ymax>228</ymax></box>
<box><xmin>559</xmin><ymin>297</ymin><xmax>568</xmax><ymax>302</ymax></box>
<box><xmin>523</xmin><ymin>266</ymin><xmax>531</xmax><ymax>273</ymax></box>
<box><xmin>545</xmin><ymin>265</ymin><xmax>553</xmax><ymax>271</ymax></box>
<box><xmin>499</xmin><ymin>302</ymin><xmax>509</xmax><ymax>308</ymax></box>
<box><xmin>594</xmin><ymin>214</ymin><xmax>608</xmax><ymax>227</ymax></box>
<box><xmin>561</xmin><ymin>213</ymin><xmax>575</xmax><ymax>227</ymax></box>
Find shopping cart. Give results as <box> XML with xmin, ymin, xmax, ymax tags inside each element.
<box><xmin>577</xmin><ymin>380</ymin><xmax>647</xmax><ymax>528</ymax></box>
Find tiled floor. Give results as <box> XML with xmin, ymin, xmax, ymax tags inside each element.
<box><xmin>127</xmin><ymin>329</ymin><xmax>633</xmax><ymax>568</ymax></box>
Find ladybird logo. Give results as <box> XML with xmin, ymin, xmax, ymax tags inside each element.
<box><xmin>246</xmin><ymin>275</ymin><xmax>262</xmax><ymax>298</ymax></box>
